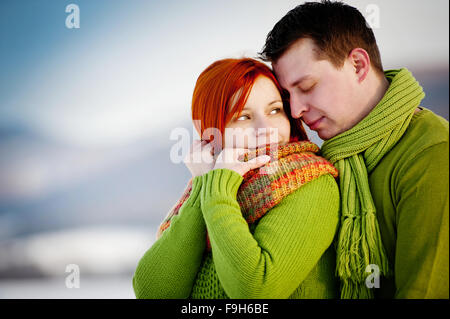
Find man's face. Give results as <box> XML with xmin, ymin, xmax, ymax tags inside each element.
<box><xmin>273</xmin><ymin>38</ymin><xmax>364</xmax><ymax>140</ymax></box>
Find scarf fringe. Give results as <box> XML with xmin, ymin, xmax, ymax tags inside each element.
<box><xmin>340</xmin><ymin>279</ymin><xmax>374</xmax><ymax>299</ymax></box>
<box><xmin>337</xmin><ymin>210</ymin><xmax>391</xmax><ymax>298</ymax></box>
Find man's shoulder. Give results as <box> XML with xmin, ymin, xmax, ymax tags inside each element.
<box><xmin>393</xmin><ymin>107</ymin><xmax>448</xmax><ymax>157</ymax></box>
<box><xmin>408</xmin><ymin>107</ymin><xmax>448</xmax><ymax>139</ymax></box>
<box><xmin>372</xmin><ymin>108</ymin><xmax>448</xmax><ymax>178</ymax></box>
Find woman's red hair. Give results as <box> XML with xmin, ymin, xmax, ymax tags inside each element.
<box><xmin>192</xmin><ymin>58</ymin><xmax>308</xmax><ymax>151</ymax></box>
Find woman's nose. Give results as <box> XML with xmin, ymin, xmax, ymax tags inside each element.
<box><xmin>254</xmin><ymin>118</ymin><xmax>278</xmax><ymax>141</ymax></box>
<box><xmin>254</xmin><ymin>116</ymin><xmax>271</xmax><ymax>132</ymax></box>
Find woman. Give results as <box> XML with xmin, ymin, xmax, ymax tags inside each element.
<box><xmin>133</xmin><ymin>58</ymin><xmax>340</xmax><ymax>299</ymax></box>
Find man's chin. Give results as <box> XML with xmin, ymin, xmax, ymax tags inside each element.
<box><xmin>316</xmin><ymin>129</ymin><xmax>337</xmax><ymax>140</ymax></box>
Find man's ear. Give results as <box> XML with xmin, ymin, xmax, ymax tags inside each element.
<box><xmin>348</xmin><ymin>48</ymin><xmax>370</xmax><ymax>83</ymax></box>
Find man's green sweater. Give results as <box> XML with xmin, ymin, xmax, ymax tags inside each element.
<box><xmin>369</xmin><ymin>107</ymin><xmax>449</xmax><ymax>298</ymax></box>
<box><xmin>133</xmin><ymin>169</ymin><xmax>340</xmax><ymax>298</ymax></box>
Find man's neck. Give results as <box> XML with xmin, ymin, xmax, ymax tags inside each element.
<box><xmin>370</xmin><ymin>74</ymin><xmax>390</xmax><ymax>111</ymax></box>
<box><xmin>360</xmin><ymin>73</ymin><xmax>423</xmax><ymax>124</ymax></box>
<box><xmin>359</xmin><ymin>72</ymin><xmax>390</xmax><ymax>120</ymax></box>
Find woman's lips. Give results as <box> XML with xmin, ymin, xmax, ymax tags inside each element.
<box><xmin>306</xmin><ymin>117</ymin><xmax>324</xmax><ymax>131</ymax></box>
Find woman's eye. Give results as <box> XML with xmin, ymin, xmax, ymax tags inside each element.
<box><xmin>270</xmin><ymin>108</ymin><xmax>282</xmax><ymax>114</ymax></box>
<box><xmin>236</xmin><ymin>114</ymin><xmax>249</xmax><ymax>121</ymax></box>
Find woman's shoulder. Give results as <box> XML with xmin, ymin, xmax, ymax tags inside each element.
<box><xmin>287</xmin><ymin>172</ymin><xmax>339</xmax><ymax>200</ymax></box>
<box><xmin>262</xmin><ymin>171</ymin><xmax>340</xmax><ymax>215</ymax></box>
<box><xmin>256</xmin><ymin>172</ymin><xmax>340</xmax><ymax>232</ymax></box>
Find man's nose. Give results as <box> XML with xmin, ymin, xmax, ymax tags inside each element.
<box><xmin>290</xmin><ymin>94</ymin><xmax>309</xmax><ymax>118</ymax></box>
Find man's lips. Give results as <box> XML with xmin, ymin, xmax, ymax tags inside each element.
<box><xmin>305</xmin><ymin>117</ymin><xmax>324</xmax><ymax>130</ymax></box>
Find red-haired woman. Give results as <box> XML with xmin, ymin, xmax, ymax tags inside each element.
<box><xmin>133</xmin><ymin>58</ymin><xmax>340</xmax><ymax>299</ymax></box>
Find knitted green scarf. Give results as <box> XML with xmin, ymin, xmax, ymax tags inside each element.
<box><xmin>321</xmin><ymin>68</ymin><xmax>425</xmax><ymax>299</ymax></box>
<box><xmin>157</xmin><ymin>141</ymin><xmax>338</xmax><ymax>251</ymax></box>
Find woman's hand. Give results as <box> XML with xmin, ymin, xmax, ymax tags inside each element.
<box><xmin>213</xmin><ymin>148</ymin><xmax>271</xmax><ymax>177</ymax></box>
<box><xmin>183</xmin><ymin>139</ymin><xmax>216</xmax><ymax>178</ymax></box>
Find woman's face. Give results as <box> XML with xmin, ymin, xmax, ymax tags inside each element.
<box><xmin>224</xmin><ymin>76</ymin><xmax>291</xmax><ymax>149</ymax></box>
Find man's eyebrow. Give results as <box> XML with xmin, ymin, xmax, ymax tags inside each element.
<box><xmin>288</xmin><ymin>74</ymin><xmax>312</xmax><ymax>88</ymax></box>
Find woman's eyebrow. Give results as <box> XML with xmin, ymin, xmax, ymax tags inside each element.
<box><xmin>241</xmin><ymin>99</ymin><xmax>282</xmax><ymax>111</ymax></box>
<box><xmin>268</xmin><ymin>99</ymin><xmax>283</xmax><ymax>105</ymax></box>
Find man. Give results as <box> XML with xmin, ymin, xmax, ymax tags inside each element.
<box><xmin>260</xmin><ymin>0</ymin><xmax>449</xmax><ymax>299</ymax></box>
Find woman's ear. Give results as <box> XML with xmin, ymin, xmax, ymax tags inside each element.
<box><xmin>348</xmin><ymin>48</ymin><xmax>370</xmax><ymax>83</ymax></box>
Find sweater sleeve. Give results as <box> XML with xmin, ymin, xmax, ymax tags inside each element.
<box><xmin>133</xmin><ymin>176</ymin><xmax>206</xmax><ymax>299</ymax></box>
<box><xmin>199</xmin><ymin>168</ymin><xmax>340</xmax><ymax>299</ymax></box>
<box><xmin>394</xmin><ymin>141</ymin><xmax>449</xmax><ymax>299</ymax></box>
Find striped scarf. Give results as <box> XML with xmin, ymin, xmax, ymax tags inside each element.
<box><xmin>321</xmin><ymin>68</ymin><xmax>425</xmax><ymax>298</ymax></box>
<box><xmin>157</xmin><ymin>141</ymin><xmax>338</xmax><ymax>251</ymax></box>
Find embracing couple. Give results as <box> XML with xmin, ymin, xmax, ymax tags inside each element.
<box><xmin>134</xmin><ymin>1</ymin><xmax>449</xmax><ymax>299</ymax></box>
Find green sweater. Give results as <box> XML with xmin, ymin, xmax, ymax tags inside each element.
<box><xmin>133</xmin><ymin>168</ymin><xmax>340</xmax><ymax>299</ymax></box>
<box><xmin>369</xmin><ymin>107</ymin><xmax>449</xmax><ymax>298</ymax></box>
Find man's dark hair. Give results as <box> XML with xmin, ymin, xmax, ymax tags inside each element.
<box><xmin>260</xmin><ymin>0</ymin><xmax>384</xmax><ymax>73</ymax></box>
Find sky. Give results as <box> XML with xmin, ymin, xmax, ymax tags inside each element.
<box><xmin>0</xmin><ymin>0</ymin><xmax>449</xmax><ymax>147</ymax></box>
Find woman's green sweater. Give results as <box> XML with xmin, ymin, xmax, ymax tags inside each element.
<box><xmin>133</xmin><ymin>168</ymin><xmax>340</xmax><ymax>299</ymax></box>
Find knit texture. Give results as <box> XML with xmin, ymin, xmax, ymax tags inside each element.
<box><xmin>133</xmin><ymin>167</ymin><xmax>340</xmax><ymax>298</ymax></box>
<box><xmin>368</xmin><ymin>107</ymin><xmax>449</xmax><ymax>298</ymax></box>
<box><xmin>191</xmin><ymin>168</ymin><xmax>340</xmax><ymax>298</ymax></box>
<box><xmin>157</xmin><ymin>141</ymin><xmax>338</xmax><ymax>251</ymax></box>
<box><xmin>321</xmin><ymin>68</ymin><xmax>425</xmax><ymax>298</ymax></box>
<box><xmin>134</xmin><ymin>141</ymin><xmax>341</xmax><ymax>299</ymax></box>
<box><xmin>189</xmin><ymin>217</ymin><xmax>339</xmax><ymax>299</ymax></box>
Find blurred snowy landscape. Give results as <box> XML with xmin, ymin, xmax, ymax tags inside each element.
<box><xmin>0</xmin><ymin>275</ymin><xmax>135</xmax><ymax>299</ymax></box>
<box><xmin>0</xmin><ymin>123</ymin><xmax>190</xmax><ymax>298</ymax></box>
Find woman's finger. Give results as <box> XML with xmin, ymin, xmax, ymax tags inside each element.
<box><xmin>202</xmin><ymin>141</ymin><xmax>213</xmax><ymax>149</ymax></box>
<box><xmin>230</xmin><ymin>148</ymin><xmax>250</xmax><ymax>163</ymax></box>
<box><xmin>245</xmin><ymin>155</ymin><xmax>271</xmax><ymax>170</ymax></box>
<box><xmin>191</xmin><ymin>139</ymin><xmax>202</xmax><ymax>149</ymax></box>
<box><xmin>231</xmin><ymin>148</ymin><xmax>250</xmax><ymax>156</ymax></box>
